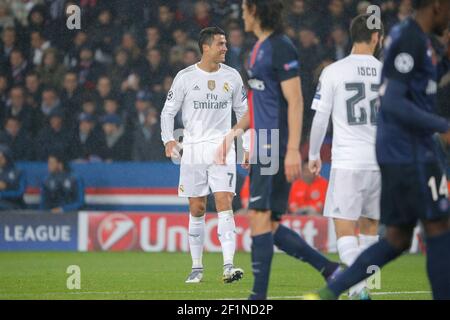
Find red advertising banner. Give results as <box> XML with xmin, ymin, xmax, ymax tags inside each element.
<box><xmin>80</xmin><ymin>212</ymin><xmax>331</xmax><ymax>252</ymax></box>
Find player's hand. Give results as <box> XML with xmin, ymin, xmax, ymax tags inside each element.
<box><xmin>284</xmin><ymin>149</ymin><xmax>302</xmax><ymax>183</ymax></box>
<box><xmin>241</xmin><ymin>151</ymin><xmax>250</xmax><ymax>170</ymax></box>
<box><xmin>165</xmin><ymin>140</ymin><xmax>181</xmax><ymax>159</ymax></box>
<box><xmin>0</xmin><ymin>181</ymin><xmax>6</xmax><ymax>190</ymax></box>
<box><xmin>308</xmin><ymin>159</ymin><xmax>322</xmax><ymax>176</ymax></box>
<box><xmin>215</xmin><ymin>133</ymin><xmax>234</xmax><ymax>165</ymax></box>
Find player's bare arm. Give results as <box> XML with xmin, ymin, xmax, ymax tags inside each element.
<box><xmin>215</xmin><ymin>111</ymin><xmax>250</xmax><ymax>165</ymax></box>
<box><xmin>281</xmin><ymin>76</ymin><xmax>303</xmax><ymax>182</ymax></box>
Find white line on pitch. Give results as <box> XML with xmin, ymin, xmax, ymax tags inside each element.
<box><xmin>0</xmin><ymin>290</ymin><xmax>431</xmax><ymax>299</ymax></box>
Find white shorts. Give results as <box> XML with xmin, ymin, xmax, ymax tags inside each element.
<box><xmin>178</xmin><ymin>141</ymin><xmax>236</xmax><ymax>197</ymax></box>
<box><xmin>323</xmin><ymin>168</ymin><xmax>381</xmax><ymax>221</ymax></box>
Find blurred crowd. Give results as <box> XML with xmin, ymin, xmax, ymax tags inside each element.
<box><xmin>0</xmin><ymin>0</ymin><xmax>448</xmax><ymax>165</ymax></box>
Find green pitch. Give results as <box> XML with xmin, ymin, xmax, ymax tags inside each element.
<box><xmin>0</xmin><ymin>252</ymin><xmax>431</xmax><ymax>300</ymax></box>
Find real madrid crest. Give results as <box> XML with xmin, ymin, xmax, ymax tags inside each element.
<box><xmin>208</xmin><ymin>80</ymin><xmax>216</xmax><ymax>91</ymax></box>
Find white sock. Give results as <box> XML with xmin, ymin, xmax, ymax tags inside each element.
<box><xmin>359</xmin><ymin>234</ymin><xmax>379</xmax><ymax>251</ymax></box>
<box><xmin>337</xmin><ymin>235</ymin><xmax>366</xmax><ymax>296</ymax></box>
<box><xmin>189</xmin><ymin>214</ymin><xmax>205</xmax><ymax>269</ymax></box>
<box><xmin>217</xmin><ymin>210</ymin><xmax>236</xmax><ymax>268</ymax></box>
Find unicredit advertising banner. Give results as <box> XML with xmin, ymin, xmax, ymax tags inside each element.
<box><xmin>0</xmin><ymin>213</ymin><xmax>78</xmax><ymax>251</ymax></box>
<box><xmin>77</xmin><ymin>212</ymin><xmax>333</xmax><ymax>252</ymax></box>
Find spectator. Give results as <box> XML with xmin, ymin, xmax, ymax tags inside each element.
<box><xmin>60</xmin><ymin>71</ymin><xmax>83</xmax><ymax>124</ymax></box>
<box><xmin>95</xmin><ymin>75</ymin><xmax>114</xmax><ymax>108</ymax></box>
<box><xmin>36</xmin><ymin>47</ymin><xmax>67</xmax><ymax>90</ymax></box>
<box><xmin>145</xmin><ymin>25</ymin><xmax>165</xmax><ymax>52</ymax></box>
<box><xmin>80</xmin><ymin>95</ymin><xmax>99</xmax><ymax>119</ymax></box>
<box><xmin>40</xmin><ymin>153</ymin><xmax>84</xmax><ymax>213</ymax></box>
<box><xmin>132</xmin><ymin>107</ymin><xmax>165</xmax><ymax>162</ymax></box>
<box><xmin>0</xmin><ymin>72</ymin><xmax>9</xmax><ymax>123</ymax></box>
<box><xmin>156</xmin><ymin>4</ymin><xmax>177</xmax><ymax>46</ymax></box>
<box><xmin>90</xmin><ymin>7</ymin><xmax>120</xmax><ymax>64</ymax></box>
<box><xmin>72</xmin><ymin>113</ymin><xmax>104</xmax><ymax>162</ymax></box>
<box><xmin>64</xmin><ymin>30</ymin><xmax>88</xmax><ymax>68</ymax></box>
<box><xmin>29</xmin><ymin>30</ymin><xmax>51</xmax><ymax>66</ymax></box>
<box><xmin>9</xmin><ymin>49</ymin><xmax>31</xmax><ymax>86</ymax></box>
<box><xmin>225</xmin><ymin>28</ymin><xmax>245</xmax><ymax>72</ymax></box>
<box><xmin>190</xmin><ymin>1</ymin><xmax>213</xmax><ymax>37</ymax></box>
<box><xmin>100</xmin><ymin>114</ymin><xmax>131</xmax><ymax>161</ymax></box>
<box><xmin>0</xmin><ymin>27</ymin><xmax>17</xmax><ymax>69</ymax></box>
<box><xmin>75</xmin><ymin>45</ymin><xmax>105</xmax><ymax>90</ymax></box>
<box><xmin>288</xmin><ymin>162</ymin><xmax>328</xmax><ymax>215</ymax></box>
<box><xmin>286</xmin><ymin>0</ymin><xmax>317</xmax><ymax>32</ymax></box>
<box><xmin>0</xmin><ymin>116</ymin><xmax>33</xmax><ymax>161</ymax></box>
<box><xmin>34</xmin><ymin>86</ymin><xmax>62</xmax><ymax>132</ymax></box>
<box><xmin>140</xmin><ymin>48</ymin><xmax>169</xmax><ymax>93</ymax></box>
<box><xmin>182</xmin><ymin>47</ymin><xmax>200</xmax><ymax>69</ymax></box>
<box><xmin>325</xmin><ymin>0</ymin><xmax>350</xmax><ymax>37</ymax></box>
<box><xmin>169</xmin><ymin>27</ymin><xmax>198</xmax><ymax>69</ymax></box>
<box><xmin>25</xmin><ymin>4</ymin><xmax>50</xmax><ymax>35</ymax></box>
<box><xmin>129</xmin><ymin>90</ymin><xmax>153</xmax><ymax>130</ymax></box>
<box><xmin>326</xmin><ymin>24</ymin><xmax>351</xmax><ymax>61</ymax></box>
<box><xmin>109</xmin><ymin>48</ymin><xmax>131</xmax><ymax>91</ymax></box>
<box><xmin>0</xmin><ymin>145</ymin><xmax>26</xmax><ymax>210</ymax></box>
<box><xmin>0</xmin><ymin>2</ymin><xmax>15</xmax><ymax>30</ymax></box>
<box><xmin>119</xmin><ymin>32</ymin><xmax>142</xmax><ymax>70</ymax></box>
<box><xmin>102</xmin><ymin>95</ymin><xmax>125</xmax><ymax>123</ymax></box>
<box><xmin>35</xmin><ymin>108</ymin><xmax>72</xmax><ymax>161</ymax></box>
<box><xmin>24</xmin><ymin>71</ymin><xmax>42</xmax><ymax>109</ymax></box>
<box><xmin>7</xmin><ymin>1</ymin><xmax>44</xmax><ymax>27</ymax></box>
<box><xmin>5</xmin><ymin>86</ymin><xmax>33</xmax><ymax>132</ymax></box>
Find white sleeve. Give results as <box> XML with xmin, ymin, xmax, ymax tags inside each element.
<box><xmin>242</xmin><ymin>130</ymin><xmax>250</xmax><ymax>152</ymax></box>
<box><xmin>310</xmin><ymin>66</ymin><xmax>334</xmax><ymax>116</ymax></box>
<box><xmin>161</xmin><ymin>74</ymin><xmax>185</xmax><ymax>145</ymax></box>
<box><xmin>232</xmin><ymin>72</ymin><xmax>248</xmax><ymax>122</ymax></box>
<box><xmin>308</xmin><ymin>110</ymin><xmax>330</xmax><ymax>161</ymax></box>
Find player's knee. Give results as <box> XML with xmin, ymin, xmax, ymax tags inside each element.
<box><xmin>386</xmin><ymin>227</ymin><xmax>413</xmax><ymax>251</ymax></box>
<box><xmin>190</xmin><ymin>204</ymin><xmax>206</xmax><ymax>216</ymax></box>
<box><xmin>215</xmin><ymin>195</ymin><xmax>233</xmax><ymax>212</ymax></box>
<box><xmin>422</xmin><ymin>218</ymin><xmax>450</xmax><ymax>237</ymax></box>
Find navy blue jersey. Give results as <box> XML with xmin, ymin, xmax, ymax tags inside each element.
<box><xmin>41</xmin><ymin>172</ymin><xmax>84</xmax><ymax>212</ymax></box>
<box><xmin>246</xmin><ymin>33</ymin><xmax>300</xmax><ymax>159</ymax></box>
<box><xmin>377</xmin><ymin>18</ymin><xmax>449</xmax><ymax>164</ymax></box>
<box><xmin>0</xmin><ymin>166</ymin><xmax>26</xmax><ymax>204</ymax></box>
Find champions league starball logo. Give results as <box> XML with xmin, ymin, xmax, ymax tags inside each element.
<box><xmin>97</xmin><ymin>214</ymin><xmax>138</xmax><ymax>251</ymax></box>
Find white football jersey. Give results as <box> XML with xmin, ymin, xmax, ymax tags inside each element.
<box><xmin>312</xmin><ymin>54</ymin><xmax>382</xmax><ymax>170</ymax></box>
<box><xmin>161</xmin><ymin>63</ymin><xmax>247</xmax><ymax>145</ymax></box>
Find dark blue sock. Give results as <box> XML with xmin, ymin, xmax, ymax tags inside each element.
<box><xmin>328</xmin><ymin>238</ymin><xmax>403</xmax><ymax>297</ymax></box>
<box><xmin>426</xmin><ymin>231</ymin><xmax>450</xmax><ymax>300</ymax></box>
<box><xmin>274</xmin><ymin>224</ymin><xmax>338</xmax><ymax>278</ymax></box>
<box><xmin>250</xmin><ymin>232</ymin><xmax>274</xmax><ymax>300</ymax></box>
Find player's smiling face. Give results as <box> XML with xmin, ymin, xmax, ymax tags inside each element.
<box><xmin>208</xmin><ymin>34</ymin><xmax>227</xmax><ymax>63</ymax></box>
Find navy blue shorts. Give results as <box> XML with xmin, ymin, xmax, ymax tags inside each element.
<box><xmin>380</xmin><ymin>162</ymin><xmax>449</xmax><ymax>227</ymax></box>
<box><xmin>248</xmin><ymin>158</ymin><xmax>291</xmax><ymax>221</ymax></box>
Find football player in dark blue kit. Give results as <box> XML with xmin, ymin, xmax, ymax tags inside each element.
<box><xmin>305</xmin><ymin>0</ymin><xmax>450</xmax><ymax>300</ymax></box>
<box><xmin>0</xmin><ymin>145</ymin><xmax>26</xmax><ymax>210</ymax></box>
<box><xmin>217</xmin><ymin>0</ymin><xmax>341</xmax><ymax>300</ymax></box>
<box><xmin>40</xmin><ymin>154</ymin><xmax>85</xmax><ymax>213</ymax></box>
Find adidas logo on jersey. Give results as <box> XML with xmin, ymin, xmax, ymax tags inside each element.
<box><xmin>193</xmin><ymin>85</ymin><xmax>200</xmax><ymax>90</ymax></box>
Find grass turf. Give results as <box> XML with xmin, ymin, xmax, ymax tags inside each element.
<box><xmin>0</xmin><ymin>252</ymin><xmax>431</xmax><ymax>300</ymax></box>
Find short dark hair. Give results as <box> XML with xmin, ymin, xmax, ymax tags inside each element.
<box><xmin>198</xmin><ymin>27</ymin><xmax>226</xmax><ymax>54</ymax></box>
<box><xmin>412</xmin><ymin>0</ymin><xmax>440</xmax><ymax>9</ymax></box>
<box><xmin>244</xmin><ymin>0</ymin><xmax>284</xmax><ymax>33</ymax></box>
<box><xmin>26</xmin><ymin>70</ymin><xmax>40</xmax><ymax>79</ymax></box>
<box><xmin>350</xmin><ymin>14</ymin><xmax>384</xmax><ymax>44</ymax></box>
